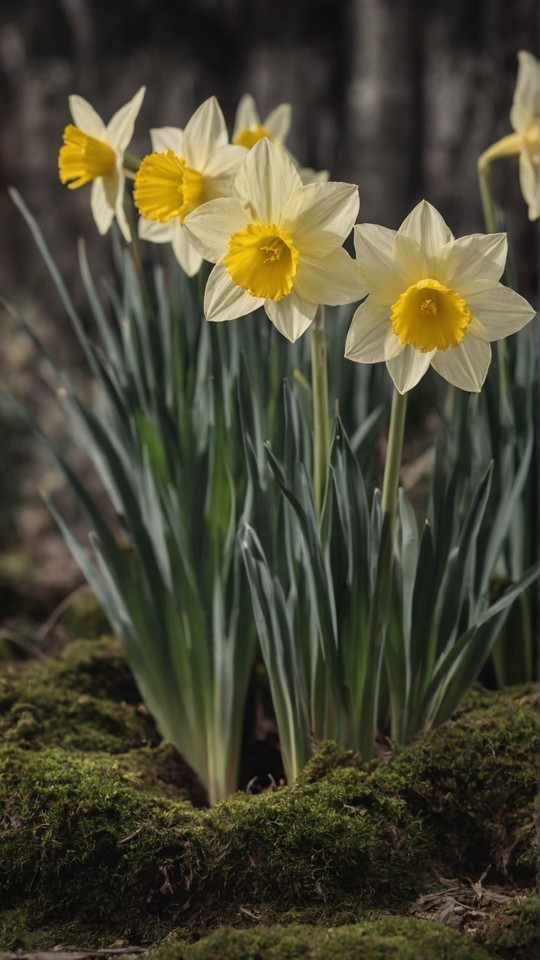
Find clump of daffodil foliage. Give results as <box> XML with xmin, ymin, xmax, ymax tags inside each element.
<box><xmin>0</xmin><ymin>634</ymin><xmax>535</xmax><ymax>950</ymax></box>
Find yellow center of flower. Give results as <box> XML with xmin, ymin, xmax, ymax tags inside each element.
<box><xmin>223</xmin><ymin>222</ymin><xmax>299</xmax><ymax>301</ymax></box>
<box><xmin>58</xmin><ymin>124</ymin><xmax>116</xmax><ymax>189</ymax></box>
<box><xmin>390</xmin><ymin>278</ymin><xmax>472</xmax><ymax>353</ymax></box>
<box><xmin>234</xmin><ymin>125</ymin><xmax>272</xmax><ymax>148</ymax></box>
<box><xmin>133</xmin><ymin>150</ymin><xmax>205</xmax><ymax>223</ymax></box>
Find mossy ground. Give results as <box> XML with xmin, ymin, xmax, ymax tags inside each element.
<box><xmin>146</xmin><ymin>918</ymin><xmax>494</xmax><ymax>960</ymax></box>
<box><xmin>0</xmin><ymin>631</ymin><xmax>536</xmax><ymax>956</ymax></box>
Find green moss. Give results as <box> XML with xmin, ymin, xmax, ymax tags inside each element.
<box><xmin>0</xmin><ymin>636</ymin><xmax>150</xmax><ymax>752</ymax></box>
<box><xmin>147</xmin><ymin>919</ymin><xmax>493</xmax><ymax>960</ymax></box>
<box><xmin>0</xmin><ymin>639</ymin><xmax>535</xmax><ymax>949</ymax></box>
<box><xmin>372</xmin><ymin>685</ymin><xmax>538</xmax><ymax>879</ymax></box>
<box><xmin>479</xmin><ymin>891</ymin><xmax>539</xmax><ymax>959</ymax></box>
<box><xmin>61</xmin><ymin>591</ymin><xmax>111</xmax><ymax>640</ymax></box>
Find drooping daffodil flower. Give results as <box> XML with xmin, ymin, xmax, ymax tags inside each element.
<box><xmin>478</xmin><ymin>50</ymin><xmax>540</xmax><ymax>220</ymax></box>
<box><xmin>345</xmin><ymin>201</ymin><xmax>536</xmax><ymax>394</ymax></box>
<box><xmin>133</xmin><ymin>97</ymin><xmax>245</xmax><ymax>276</ymax></box>
<box><xmin>183</xmin><ymin>138</ymin><xmax>362</xmax><ymax>342</ymax></box>
<box><xmin>233</xmin><ymin>93</ymin><xmax>329</xmax><ymax>186</ymax></box>
<box><xmin>58</xmin><ymin>87</ymin><xmax>146</xmax><ymax>241</ymax></box>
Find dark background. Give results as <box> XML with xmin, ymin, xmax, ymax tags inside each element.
<box><xmin>0</xmin><ymin>0</ymin><xmax>538</xmax><ymax>620</ymax></box>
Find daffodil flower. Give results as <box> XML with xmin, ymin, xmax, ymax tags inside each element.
<box><xmin>479</xmin><ymin>50</ymin><xmax>539</xmax><ymax>221</ymax></box>
<box><xmin>182</xmin><ymin>138</ymin><xmax>362</xmax><ymax>342</ymax></box>
<box><xmin>58</xmin><ymin>87</ymin><xmax>145</xmax><ymax>241</ymax></box>
<box><xmin>134</xmin><ymin>97</ymin><xmax>245</xmax><ymax>277</ymax></box>
<box><xmin>233</xmin><ymin>93</ymin><xmax>292</xmax><ymax>149</ymax></box>
<box><xmin>233</xmin><ymin>93</ymin><xmax>329</xmax><ymax>186</ymax></box>
<box><xmin>345</xmin><ymin>201</ymin><xmax>535</xmax><ymax>394</ymax></box>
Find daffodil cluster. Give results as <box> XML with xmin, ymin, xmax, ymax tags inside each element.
<box><xmin>58</xmin><ymin>82</ymin><xmax>536</xmax><ymax>388</ymax></box>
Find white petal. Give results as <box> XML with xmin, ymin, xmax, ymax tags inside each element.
<box><xmin>393</xmin><ymin>233</ymin><xmax>430</xmax><ymax>284</ymax></box>
<box><xmin>234</xmin><ymin>94</ymin><xmax>259</xmax><ymax>137</ymax></box>
<box><xmin>519</xmin><ymin>148</ymin><xmax>539</xmax><ymax>221</ymax></box>
<box><xmin>90</xmin><ymin>177</ymin><xmax>115</xmax><ymax>235</ymax></box>
<box><xmin>353</xmin><ymin>224</ymin><xmax>409</xmax><ymax>305</ymax></box>
<box><xmin>431</xmin><ymin>338</ymin><xmax>491</xmax><ymax>392</ymax></box>
<box><xmin>182</xmin><ymin>97</ymin><xmax>228</xmax><ymax>170</ymax></box>
<box><xmin>345</xmin><ymin>299</ymin><xmax>392</xmax><ymax>363</ymax></box>
<box><xmin>203</xmin><ymin>144</ymin><xmax>246</xmax><ymax>197</ymax></box>
<box><xmin>233</xmin><ymin>138</ymin><xmax>302</xmax><ymax>223</ymax></box>
<box><xmin>138</xmin><ymin>217</ymin><xmax>174</xmax><ymax>243</ymax></box>
<box><xmin>264</xmin><ymin>103</ymin><xmax>292</xmax><ymax>143</ymax></box>
<box><xmin>294</xmin><ymin>248</ymin><xmax>365</xmax><ymax>305</ymax></box>
<box><xmin>183</xmin><ymin>197</ymin><xmax>252</xmax><ymax>262</ymax></box>
<box><xmin>510</xmin><ymin>51</ymin><xmax>540</xmax><ymax>133</ymax></box>
<box><xmin>69</xmin><ymin>95</ymin><xmax>106</xmax><ymax>137</ymax></box>
<box><xmin>298</xmin><ymin>166</ymin><xmax>330</xmax><ymax>185</ymax></box>
<box><xmin>205</xmin><ymin>263</ymin><xmax>264</xmax><ymax>321</ymax></box>
<box><xmin>464</xmin><ymin>281</ymin><xmax>536</xmax><ymax>340</ymax></box>
<box><xmin>115</xmin><ymin>195</ymin><xmax>132</xmax><ymax>242</ymax></box>
<box><xmin>150</xmin><ymin>126</ymin><xmax>184</xmax><ymax>154</ymax></box>
<box><xmin>106</xmin><ymin>86</ymin><xmax>145</xmax><ymax>150</ymax></box>
<box><xmin>386</xmin><ymin>345</ymin><xmax>434</xmax><ymax>394</ymax></box>
<box><xmin>280</xmin><ymin>181</ymin><xmax>359</xmax><ymax>256</ymax></box>
<box><xmin>437</xmin><ymin>233</ymin><xmax>508</xmax><ymax>287</ymax></box>
<box><xmin>264</xmin><ymin>290</ymin><xmax>317</xmax><ymax>342</ymax></box>
<box><xmin>170</xmin><ymin>224</ymin><xmax>203</xmax><ymax>276</ymax></box>
<box><xmin>398</xmin><ymin>200</ymin><xmax>453</xmax><ymax>256</ymax></box>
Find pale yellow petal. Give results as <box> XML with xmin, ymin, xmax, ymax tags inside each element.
<box><xmin>183</xmin><ymin>96</ymin><xmax>228</xmax><ymax>170</ymax></box>
<box><xmin>205</xmin><ymin>262</ymin><xmax>264</xmax><ymax>321</ymax></box>
<box><xmin>437</xmin><ymin>233</ymin><xmax>508</xmax><ymax>287</ymax></box>
<box><xmin>510</xmin><ymin>50</ymin><xmax>540</xmax><ymax>134</ymax></box>
<box><xmin>150</xmin><ymin>126</ymin><xmax>184</xmax><ymax>154</ymax></box>
<box><xmin>233</xmin><ymin>138</ymin><xmax>302</xmax><ymax>223</ymax></box>
<box><xmin>293</xmin><ymin>248</ymin><xmax>365</xmax><ymax>305</ymax></box>
<box><xmin>234</xmin><ymin>94</ymin><xmax>259</xmax><ymax>137</ymax></box>
<box><xmin>344</xmin><ymin>299</ymin><xmax>391</xmax><ymax>363</ymax></box>
<box><xmin>171</xmin><ymin>224</ymin><xmax>203</xmax><ymax>277</ymax></box>
<box><xmin>264</xmin><ymin>290</ymin><xmax>316</xmax><ymax>342</ymax></box>
<box><xmin>398</xmin><ymin>200</ymin><xmax>453</xmax><ymax>256</ymax></box>
<box><xmin>353</xmin><ymin>224</ymin><xmax>409</xmax><ymax>305</ymax></box>
<box><xmin>183</xmin><ymin>197</ymin><xmax>252</xmax><ymax>262</ymax></box>
<box><xmin>393</xmin><ymin>233</ymin><xmax>430</xmax><ymax>284</ymax></box>
<box><xmin>464</xmin><ymin>281</ymin><xmax>536</xmax><ymax>340</ymax></box>
<box><xmin>69</xmin><ymin>95</ymin><xmax>106</xmax><ymax>138</ymax></box>
<box><xmin>280</xmin><ymin>181</ymin><xmax>359</xmax><ymax>255</ymax></box>
<box><xmin>264</xmin><ymin>103</ymin><xmax>292</xmax><ymax>143</ymax></box>
<box><xmin>519</xmin><ymin>148</ymin><xmax>539</xmax><ymax>221</ymax></box>
<box><xmin>386</xmin><ymin>345</ymin><xmax>434</xmax><ymax>394</ymax></box>
<box><xmin>431</xmin><ymin>337</ymin><xmax>491</xmax><ymax>392</ymax></box>
<box><xmin>90</xmin><ymin>177</ymin><xmax>114</xmax><ymax>234</ymax></box>
<box><xmin>203</xmin><ymin>145</ymin><xmax>246</xmax><ymax>197</ymax></box>
<box><xmin>106</xmin><ymin>86</ymin><xmax>145</xmax><ymax>150</ymax></box>
<box><xmin>138</xmin><ymin>217</ymin><xmax>174</xmax><ymax>243</ymax></box>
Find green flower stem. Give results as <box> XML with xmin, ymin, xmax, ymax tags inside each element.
<box><xmin>381</xmin><ymin>387</ymin><xmax>408</xmax><ymax>529</ymax></box>
<box><xmin>311</xmin><ymin>306</ymin><xmax>330</xmax><ymax>516</ymax></box>
<box><xmin>123</xmin><ymin>151</ymin><xmax>141</xmax><ymax>174</ymax></box>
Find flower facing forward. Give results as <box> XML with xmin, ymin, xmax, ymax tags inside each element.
<box><xmin>346</xmin><ymin>201</ymin><xmax>536</xmax><ymax>393</ymax></box>
<box><xmin>183</xmin><ymin>138</ymin><xmax>362</xmax><ymax>341</ymax></box>
<box><xmin>233</xmin><ymin>93</ymin><xmax>328</xmax><ymax>185</ymax></box>
<box><xmin>58</xmin><ymin>87</ymin><xmax>145</xmax><ymax>241</ymax></box>
<box><xmin>134</xmin><ymin>97</ymin><xmax>245</xmax><ymax>276</ymax></box>
<box><xmin>479</xmin><ymin>51</ymin><xmax>540</xmax><ymax>220</ymax></box>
